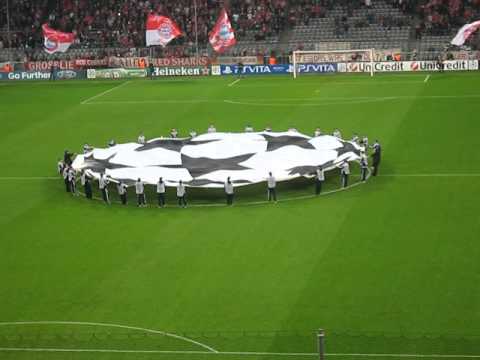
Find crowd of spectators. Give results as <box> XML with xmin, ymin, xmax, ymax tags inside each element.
<box><xmin>0</xmin><ymin>0</ymin><xmax>306</xmax><ymax>53</ymax></box>
<box><xmin>1</xmin><ymin>0</ymin><xmax>480</xmax><ymax>56</ymax></box>
<box><xmin>389</xmin><ymin>0</ymin><xmax>480</xmax><ymax>37</ymax></box>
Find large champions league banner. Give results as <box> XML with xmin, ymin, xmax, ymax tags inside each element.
<box><xmin>72</xmin><ymin>131</ymin><xmax>363</xmax><ymax>188</ymax></box>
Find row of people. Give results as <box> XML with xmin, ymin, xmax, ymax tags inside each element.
<box><xmin>76</xmin><ymin>129</ymin><xmax>373</xmax><ymax>154</ymax></box>
<box><xmin>58</xmin><ymin>155</ymin><xmax>376</xmax><ymax>207</ymax></box>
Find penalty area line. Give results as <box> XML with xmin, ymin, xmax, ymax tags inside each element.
<box><xmin>80</xmin><ymin>80</ymin><xmax>131</xmax><ymax>105</ymax></box>
<box><xmin>1</xmin><ymin>348</ymin><xmax>480</xmax><ymax>358</ymax></box>
<box><xmin>228</xmin><ymin>78</ymin><xmax>241</xmax><ymax>87</ymax></box>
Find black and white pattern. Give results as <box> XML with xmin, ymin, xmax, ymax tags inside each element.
<box><xmin>71</xmin><ymin>131</ymin><xmax>364</xmax><ymax>188</ymax></box>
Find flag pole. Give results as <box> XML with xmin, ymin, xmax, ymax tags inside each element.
<box><xmin>194</xmin><ymin>0</ymin><xmax>199</xmax><ymax>58</ymax></box>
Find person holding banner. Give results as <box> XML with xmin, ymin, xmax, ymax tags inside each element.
<box><xmin>99</xmin><ymin>174</ymin><xmax>110</xmax><ymax>204</ymax></box>
<box><xmin>118</xmin><ymin>181</ymin><xmax>128</xmax><ymax>205</ymax></box>
<box><xmin>177</xmin><ymin>180</ymin><xmax>187</xmax><ymax>208</ymax></box>
<box><xmin>157</xmin><ymin>177</ymin><xmax>166</xmax><ymax>207</ymax></box>
<box><xmin>267</xmin><ymin>172</ymin><xmax>277</xmax><ymax>202</ymax></box>
<box><xmin>340</xmin><ymin>162</ymin><xmax>350</xmax><ymax>188</ymax></box>
<box><xmin>225</xmin><ymin>177</ymin><xmax>234</xmax><ymax>205</ymax></box>
<box><xmin>316</xmin><ymin>166</ymin><xmax>325</xmax><ymax>195</ymax></box>
<box><xmin>136</xmin><ymin>178</ymin><xmax>146</xmax><ymax>207</ymax></box>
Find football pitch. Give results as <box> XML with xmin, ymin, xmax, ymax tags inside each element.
<box><xmin>1</xmin><ymin>73</ymin><xmax>480</xmax><ymax>360</ymax></box>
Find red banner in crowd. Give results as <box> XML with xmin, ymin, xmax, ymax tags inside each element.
<box><xmin>146</xmin><ymin>14</ymin><xmax>182</xmax><ymax>47</ymax></box>
<box><xmin>209</xmin><ymin>9</ymin><xmax>236</xmax><ymax>53</ymax></box>
<box><xmin>42</xmin><ymin>24</ymin><xmax>75</xmax><ymax>54</ymax></box>
<box><xmin>25</xmin><ymin>57</ymin><xmax>210</xmax><ymax>71</ymax></box>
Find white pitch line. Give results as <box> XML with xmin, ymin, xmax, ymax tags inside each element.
<box><xmin>80</xmin><ymin>80</ymin><xmax>131</xmax><ymax>105</ymax></box>
<box><xmin>0</xmin><ymin>177</ymin><xmax>59</xmax><ymax>180</ymax></box>
<box><xmin>0</xmin><ymin>321</ymin><xmax>217</xmax><ymax>353</ymax></box>
<box><xmin>424</xmin><ymin>74</ymin><xmax>431</xmax><ymax>83</ymax></box>
<box><xmin>0</xmin><ymin>348</ymin><xmax>479</xmax><ymax>358</ymax></box>
<box><xmin>378</xmin><ymin>173</ymin><xmax>480</xmax><ymax>177</ymax></box>
<box><xmin>228</xmin><ymin>78</ymin><xmax>241</xmax><ymax>87</ymax></box>
<box><xmin>81</xmin><ymin>94</ymin><xmax>480</xmax><ymax>105</ymax></box>
<box><xmin>223</xmin><ymin>98</ymin><xmax>395</xmax><ymax>107</ymax></box>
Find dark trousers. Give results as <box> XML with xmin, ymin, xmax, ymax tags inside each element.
<box><xmin>361</xmin><ymin>167</ymin><xmax>368</xmax><ymax>181</ymax></box>
<box><xmin>101</xmin><ymin>188</ymin><xmax>109</xmax><ymax>203</ymax></box>
<box><xmin>178</xmin><ymin>195</ymin><xmax>187</xmax><ymax>207</ymax></box>
<box><xmin>342</xmin><ymin>174</ymin><xmax>349</xmax><ymax>188</ymax></box>
<box><xmin>315</xmin><ymin>179</ymin><xmax>323</xmax><ymax>195</ymax></box>
<box><xmin>226</xmin><ymin>193</ymin><xmax>234</xmax><ymax>205</ymax></box>
<box><xmin>120</xmin><ymin>193</ymin><xmax>127</xmax><ymax>205</ymax></box>
<box><xmin>137</xmin><ymin>193</ymin><xmax>146</xmax><ymax>206</ymax></box>
<box><xmin>70</xmin><ymin>180</ymin><xmax>76</xmax><ymax>194</ymax></box>
<box><xmin>65</xmin><ymin>178</ymin><xmax>70</xmax><ymax>192</ymax></box>
<box><xmin>85</xmin><ymin>183</ymin><xmax>92</xmax><ymax>199</ymax></box>
<box><xmin>158</xmin><ymin>193</ymin><xmax>165</xmax><ymax>207</ymax></box>
<box><xmin>268</xmin><ymin>187</ymin><xmax>277</xmax><ymax>201</ymax></box>
<box><xmin>372</xmin><ymin>161</ymin><xmax>380</xmax><ymax>176</ymax></box>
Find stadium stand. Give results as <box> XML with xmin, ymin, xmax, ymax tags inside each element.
<box><xmin>0</xmin><ymin>0</ymin><xmax>479</xmax><ymax>61</ymax></box>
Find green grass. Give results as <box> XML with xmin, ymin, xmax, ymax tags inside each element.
<box><xmin>1</xmin><ymin>73</ymin><xmax>480</xmax><ymax>360</ymax></box>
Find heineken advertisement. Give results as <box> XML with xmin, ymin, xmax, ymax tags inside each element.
<box><xmin>87</xmin><ymin>68</ymin><xmax>146</xmax><ymax>79</ymax></box>
<box><xmin>152</xmin><ymin>66</ymin><xmax>210</xmax><ymax>77</ymax></box>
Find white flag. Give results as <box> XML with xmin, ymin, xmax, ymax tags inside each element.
<box><xmin>451</xmin><ymin>20</ymin><xmax>480</xmax><ymax>46</ymax></box>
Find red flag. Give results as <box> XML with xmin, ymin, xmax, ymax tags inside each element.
<box><xmin>42</xmin><ymin>24</ymin><xmax>75</xmax><ymax>54</ymax></box>
<box><xmin>209</xmin><ymin>9</ymin><xmax>236</xmax><ymax>53</ymax></box>
<box><xmin>146</xmin><ymin>14</ymin><xmax>182</xmax><ymax>47</ymax></box>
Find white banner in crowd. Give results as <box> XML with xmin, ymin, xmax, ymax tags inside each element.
<box><xmin>72</xmin><ymin>132</ymin><xmax>363</xmax><ymax>188</ymax></box>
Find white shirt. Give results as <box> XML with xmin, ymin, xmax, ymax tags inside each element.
<box><xmin>138</xmin><ymin>135</ymin><xmax>145</xmax><ymax>144</ymax></box>
<box><xmin>62</xmin><ymin>167</ymin><xmax>69</xmax><ymax>179</ymax></box>
<box><xmin>117</xmin><ymin>183</ymin><xmax>127</xmax><ymax>195</ymax></box>
<box><xmin>170</xmin><ymin>130</ymin><xmax>178</xmax><ymax>138</ymax></box>
<box><xmin>352</xmin><ymin>135</ymin><xmax>359</xmax><ymax>143</ymax></box>
<box><xmin>57</xmin><ymin>161</ymin><xmax>64</xmax><ymax>174</ymax></box>
<box><xmin>314</xmin><ymin>129</ymin><xmax>322</xmax><ymax>137</ymax></box>
<box><xmin>68</xmin><ymin>169</ymin><xmax>75</xmax><ymax>182</ymax></box>
<box><xmin>267</xmin><ymin>175</ymin><xmax>276</xmax><ymax>188</ymax></box>
<box><xmin>333</xmin><ymin>130</ymin><xmax>342</xmax><ymax>139</ymax></box>
<box><xmin>264</xmin><ymin>127</ymin><xmax>272</xmax><ymax>132</ymax></box>
<box><xmin>245</xmin><ymin>126</ymin><xmax>253</xmax><ymax>132</ymax></box>
<box><xmin>99</xmin><ymin>176</ymin><xmax>108</xmax><ymax>189</ymax></box>
<box><xmin>316</xmin><ymin>168</ymin><xmax>325</xmax><ymax>181</ymax></box>
<box><xmin>288</xmin><ymin>128</ymin><xmax>298</xmax><ymax>132</ymax></box>
<box><xmin>157</xmin><ymin>181</ymin><xmax>165</xmax><ymax>193</ymax></box>
<box><xmin>135</xmin><ymin>181</ymin><xmax>144</xmax><ymax>194</ymax></box>
<box><xmin>341</xmin><ymin>163</ymin><xmax>350</xmax><ymax>175</ymax></box>
<box><xmin>208</xmin><ymin>126</ymin><xmax>216</xmax><ymax>133</ymax></box>
<box><xmin>362</xmin><ymin>137</ymin><xmax>369</xmax><ymax>145</ymax></box>
<box><xmin>83</xmin><ymin>144</ymin><xmax>91</xmax><ymax>154</ymax></box>
<box><xmin>177</xmin><ymin>183</ymin><xmax>186</xmax><ymax>197</ymax></box>
<box><xmin>225</xmin><ymin>181</ymin><xmax>234</xmax><ymax>194</ymax></box>
<box><xmin>190</xmin><ymin>131</ymin><xmax>197</xmax><ymax>138</ymax></box>
<box><xmin>81</xmin><ymin>173</ymin><xmax>86</xmax><ymax>186</ymax></box>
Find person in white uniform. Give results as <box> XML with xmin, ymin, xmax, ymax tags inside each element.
<box><xmin>267</xmin><ymin>172</ymin><xmax>277</xmax><ymax>202</ymax></box>
<box><xmin>117</xmin><ymin>181</ymin><xmax>128</xmax><ymax>205</ymax></box>
<box><xmin>225</xmin><ymin>177</ymin><xmax>234</xmax><ymax>205</ymax></box>
<box><xmin>177</xmin><ymin>180</ymin><xmax>187</xmax><ymax>207</ymax></box>
<box><xmin>316</xmin><ymin>166</ymin><xmax>325</xmax><ymax>195</ymax></box>
<box><xmin>157</xmin><ymin>177</ymin><xmax>166</xmax><ymax>207</ymax></box>
<box><xmin>340</xmin><ymin>162</ymin><xmax>350</xmax><ymax>188</ymax></box>
<box><xmin>135</xmin><ymin>178</ymin><xmax>146</xmax><ymax>207</ymax></box>
<box><xmin>99</xmin><ymin>174</ymin><xmax>110</xmax><ymax>204</ymax></box>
